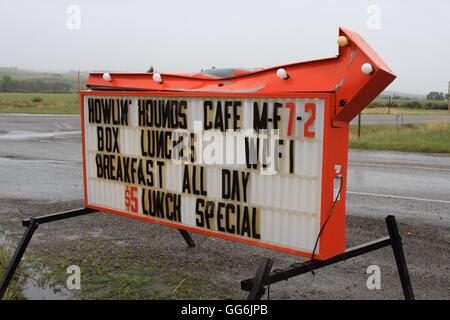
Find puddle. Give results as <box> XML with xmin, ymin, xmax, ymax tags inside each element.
<box><xmin>22</xmin><ymin>281</ymin><xmax>72</xmax><ymax>300</ymax></box>
<box><xmin>115</xmin><ymin>240</ymin><xmax>128</xmax><ymax>247</ymax></box>
<box><xmin>1</xmin><ymin>231</ymin><xmax>73</xmax><ymax>300</ymax></box>
<box><xmin>21</xmin><ymin>268</ymin><xmax>73</xmax><ymax>300</ymax></box>
<box><xmin>0</xmin><ymin>230</ymin><xmax>14</xmax><ymax>250</ymax></box>
<box><xmin>59</xmin><ymin>234</ymin><xmax>82</xmax><ymax>241</ymax></box>
<box><xmin>87</xmin><ymin>229</ymin><xmax>104</xmax><ymax>238</ymax></box>
<box><xmin>0</xmin><ymin>155</ymin><xmax>78</xmax><ymax>166</ymax></box>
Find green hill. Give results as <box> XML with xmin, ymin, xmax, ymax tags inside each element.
<box><xmin>0</xmin><ymin>67</ymin><xmax>88</xmax><ymax>93</ymax></box>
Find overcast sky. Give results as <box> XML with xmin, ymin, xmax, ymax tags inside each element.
<box><xmin>1</xmin><ymin>0</ymin><xmax>449</xmax><ymax>94</ymax></box>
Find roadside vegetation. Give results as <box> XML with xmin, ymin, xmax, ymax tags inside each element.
<box><xmin>0</xmin><ymin>92</ymin><xmax>79</xmax><ymax>114</ymax></box>
<box><xmin>364</xmin><ymin>97</ymin><xmax>449</xmax><ymax>115</ymax></box>
<box><xmin>0</xmin><ymin>248</ymin><xmax>25</xmax><ymax>300</ymax></box>
<box><xmin>350</xmin><ymin>122</ymin><xmax>450</xmax><ymax>154</ymax></box>
<box><xmin>363</xmin><ymin>107</ymin><xmax>448</xmax><ymax>115</ymax></box>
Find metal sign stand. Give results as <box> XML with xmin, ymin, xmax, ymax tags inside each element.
<box><xmin>241</xmin><ymin>215</ymin><xmax>414</xmax><ymax>300</ymax></box>
<box><xmin>0</xmin><ymin>208</ymin><xmax>195</xmax><ymax>299</ymax></box>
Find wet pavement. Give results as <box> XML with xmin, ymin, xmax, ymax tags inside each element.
<box><xmin>0</xmin><ymin>114</ymin><xmax>82</xmax><ymax>201</ymax></box>
<box><xmin>348</xmin><ymin>149</ymin><xmax>450</xmax><ymax>226</ymax></box>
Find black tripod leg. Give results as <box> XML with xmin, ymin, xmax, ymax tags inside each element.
<box><xmin>0</xmin><ymin>218</ymin><xmax>39</xmax><ymax>299</ymax></box>
<box><xmin>178</xmin><ymin>229</ymin><xmax>195</xmax><ymax>248</ymax></box>
<box><xmin>385</xmin><ymin>215</ymin><xmax>415</xmax><ymax>300</ymax></box>
<box><xmin>247</xmin><ymin>258</ymin><xmax>273</xmax><ymax>300</ymax></box>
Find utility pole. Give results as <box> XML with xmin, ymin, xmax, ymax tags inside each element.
<box><xmin>357</xmin><ymin>113</ymin><xmax>362</xmax><ymax>138</ymax></box>
<box><xmin>387</xmin><ymin>95</ymin><xmax>392</xmax><ymax>115</ymax></box>
<box><xmin>448</xmin><ymin>81</ymin><xmax>449</xmax><ymax>114</ymax></box>
<box><xmin>77</xmin><ymin>70</ymin><xmax>80</xmax><ymax>106</ymax></box>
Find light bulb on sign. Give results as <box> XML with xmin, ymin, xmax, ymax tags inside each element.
<box><xmin>152</xmin><ymin>72</ymin><xmax>162</xmax><ymax>84</ymax></box>
<box><xmin>361</xmin><ymin>63</ymin><xmax>374</xmax><ymax>74</ymax></box>
<box><xmin>276</xmin><ymin>68</ymin><xmax>289</xmax><ymax>80</ymax></box>
<box><xmin>337</xmin><ymin>36</ymin><xmax>349</xmax><ymax>47</ymax></box>
<box><xmin>102</xmin><ymin>72</ymin><xmax>112</xmax><ymax>82</ymax></box>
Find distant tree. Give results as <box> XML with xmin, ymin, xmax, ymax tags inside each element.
<box><xmin>0</xmin><ymin>75</ymin><xmax>73</xmax><ymax>93</ymax></box>
<box><xmin>403</xmin><ymin>101</ymin><xmax>422</xmax><ymax>109</ymax></box>
<box><xmin>147</xmin><ymin>66</ymin><xmax>154</xmax><ymax>73</ymax></box>
<box><xmin>426</xmin><ymin>91</ymin><xmax>445</xmax><ymax>101</ymax></box>
<box><xmin>2</xmin><ymin>75</ymin><xmax>14</xmax><ymax>91</ymax></box>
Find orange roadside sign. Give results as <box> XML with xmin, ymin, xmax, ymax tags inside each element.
<box><xmin>80</xmin><ymin>27</ymin><xmax>395</xmax><ymax>260</ymax></box>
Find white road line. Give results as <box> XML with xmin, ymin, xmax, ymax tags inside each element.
<box><xmin>0</xmin><ymin>113</ymin><xmax>79</xmax><ymax>117</ymax></box>
<box><xmin>0</xmin><ymin>130</ymin><xmax>81</xmax><ymax>140</ymax></box>
<box><xmin>347</xmin><ymin>191</ymin><xmax>450</xmax><ymax>205</ymax></box>
<box><xmin>349</xmin><ymin>162</ymin><xmax>450</xmax><ymax>172</ymax></box>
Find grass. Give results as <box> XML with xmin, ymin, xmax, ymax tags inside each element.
<box><xmin>3</xmin><ymin>236</ymin><xmax>227</xmax><ymax>300</ymax></box>
<box><xmin>0</xmin><ymin>92</ymin><xmax>79</xmax><ymax>114</ymax></box>
<box><xmin>363</xmin><ymin>107</ymin><xmax>449</xmax><ymax>115</ymax></box>
<box><xmin>40</xmin><ymin>237</ymin><xmax>240</xmax><ymax>300</ymax></box>
<box><xmin>0</xmin><ymin>248</ymin><xmax>25</xmax><ymax>300</ymax></box>
<box><xmin>350</xmin><ymin>122</ymin><xmax>450</xmax><ymax>153</ymax></box>
<box><xmin>0</xmin><ymin>227</ymin><xmax>242</xmax><ymax>300</ymax></box>
<box><xmin>365</xmin><ymin>98</ymin><xmax>449</xmax><ymax>115</ymax></box>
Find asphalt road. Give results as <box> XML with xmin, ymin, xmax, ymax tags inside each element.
<box><xmin>0</xmin><ymin>114</ymin><xmax>82</xmax><ymax>201</ymax></box>
<box><xmin>0</xmin><ymin>114</ymin><xmax>449</xmax><ymax>300</ymax></box>
<box><xmin>347</xmin><ymin>149</ymin><xmax>450</xmax><ymax>226</ymax></box>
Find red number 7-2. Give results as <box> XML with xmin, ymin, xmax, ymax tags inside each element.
<box><xmin>304</xmin><ymin>103</ymin><xmax>316</xmax><ymax>138</ymax></box>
